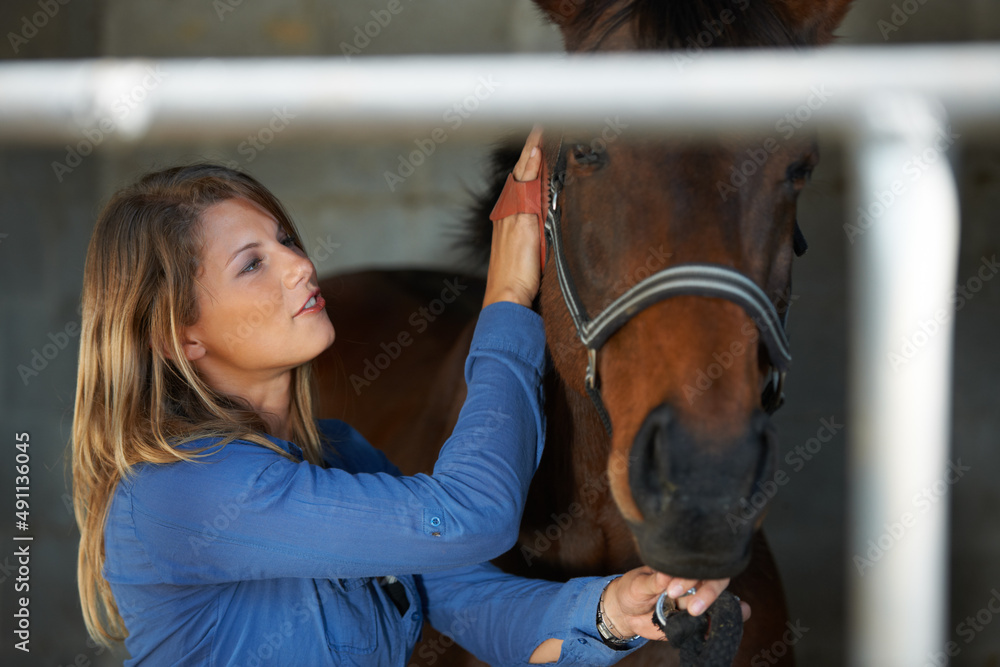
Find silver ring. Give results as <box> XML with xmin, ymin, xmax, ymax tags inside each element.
<box><xmin>681</xmin><ymin>587</ymin><xmax>697</xmax><ymax>597</ymax></box>
<box><xmin>653</xmin><ymin>591</ymin><xmax>680</xmax><ymax>630</ymax></box>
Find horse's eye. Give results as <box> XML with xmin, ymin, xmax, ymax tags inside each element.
<box><xmin>786</xmin><ymin>161</ymin><xmax>814</xmax><ymax>188</ymax></box>
<box><xmin>571</xmin><ymin>143</ymin><xmax>603</xmax><ymax>166</ymax></box>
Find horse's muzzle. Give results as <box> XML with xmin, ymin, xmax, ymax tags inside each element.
<box><xmin>627</xmin><ymin>403</ymin><xmax>777</xmax><ymax>580</ymax></box>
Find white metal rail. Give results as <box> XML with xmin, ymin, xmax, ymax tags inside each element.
<box><xmin>0</xmin><ymin>47</ymin><xmax>998</xmax><ymax>144</ymax></box>
<box><xmin>3</xmin><ymin>45</ymin><xmax>996</xmax><ymax>667</ymax></box>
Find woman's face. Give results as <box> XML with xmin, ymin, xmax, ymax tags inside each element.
<box><xmin>180</xmin><ymin>198</ymin><xmax>335</xmax><ymax>383</ymax></box>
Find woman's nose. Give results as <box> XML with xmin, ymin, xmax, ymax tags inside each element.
<box><xmin>281</xmin><ymin>243</ymin><xmax>314</xmax><ymax>290</ymax></box>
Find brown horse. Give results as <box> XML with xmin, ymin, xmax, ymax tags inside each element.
<box><xmin>315</xmin><ymin>1</ymin><xmax>853</xmax><ymax>664</ymax></box>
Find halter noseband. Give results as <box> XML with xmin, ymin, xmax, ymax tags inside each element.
<box><xmin>543</xmin><ymin>139</ymin><xmax>800</xmax><ymax>437</ymax></box>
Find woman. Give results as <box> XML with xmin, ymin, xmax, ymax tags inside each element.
<box><xmin>72</xmin><ymin>129</ymin><xmax>746</xmax><ymax>665</ymax></box>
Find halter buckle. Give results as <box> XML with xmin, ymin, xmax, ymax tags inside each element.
<box><xmin>762</xmin><ymin>369</ymin><xmax>787</xmax><ymax>414</ymax></box>
<box><xmin>585</xmin><ymin>348</ymin><xmax>599</xmax><ymax>390</ymax></box>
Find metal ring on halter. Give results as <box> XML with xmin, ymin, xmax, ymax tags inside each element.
<box><xmin>653</xmin><ymin>591</ymin><xmax>680</xmax><ymax>632</ymax></box>
<box><xmin>681</xmin><ymin>586</ymin><xmax>698</xmax><ymax>598</ymax></box>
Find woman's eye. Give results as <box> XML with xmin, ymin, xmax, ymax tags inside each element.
<box><xmin>241</xmin><ymin>257</ymin><xmax>262</xmax><ymax>274</ymax></box>
<box><xmin>241</xmin><ymin>236</ymin><xmax>300</xmax><ymax>274</ymax></box>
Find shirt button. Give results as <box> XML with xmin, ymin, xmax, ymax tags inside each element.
<box><xmin>429</xmin><ymin>516</ymin><xmax>442</xmax><ymax>527</ymax></box>
<box><xmin>577</xmin><ymin>638</ymin><xmax>587</xmax><ymax>645</ymax></box>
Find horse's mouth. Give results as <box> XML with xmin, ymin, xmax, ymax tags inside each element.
<box><xmin>624</xmin><ymin>404</ymin><xmax>776</xmax><ymax>580</ymax></box>
<box><xmin>630</xmin><ymin>520</ymin><xmax>754</xmax><ymax>580</ymax></box>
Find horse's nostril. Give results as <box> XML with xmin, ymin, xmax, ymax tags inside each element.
<box><xmin>626</xmin><ymin>405</ymin><xmax>776</xmax><ymax>578</ymax></box>
<box><xmin>629</xmin><ymin>403</ymin><xmax>677</xmax><ymax>518</ymax></box>
<box><xmin>628</xmin><ymin>404</ymin><xmax>775</xmax><ymax>523</ymax></box>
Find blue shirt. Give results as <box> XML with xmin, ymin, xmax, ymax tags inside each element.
<box><xmin>104</xmin><ymin>302</ymin><xmax>645</xmax><ymax>665</ymax></box>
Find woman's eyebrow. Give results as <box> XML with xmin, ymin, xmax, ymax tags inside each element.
<box><xmin>225</xmin><ymin>241</ymin><xmax>260</xmax><ymax>268</ymax></box>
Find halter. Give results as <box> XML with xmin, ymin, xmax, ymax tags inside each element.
<box><xmin>543</xmin><ymin>139</ymin><xmax>803</xmax><ymax>436</ymax></box>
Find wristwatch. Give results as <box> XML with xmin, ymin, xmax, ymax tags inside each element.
<box><xmin>595</xmin><ymin>578</ymin><xmax>641</xmax><ymax>650</ymax></box>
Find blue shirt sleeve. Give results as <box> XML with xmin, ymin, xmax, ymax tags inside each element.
<box><xmin>417</xmin><ymin>562</ymin><xmax>647</xmax><ymax>665</ymax></box>
<box><xmin>110</xmin><ymin>301</ymin><xmax>548</xmax><ymax>584</ymax></box>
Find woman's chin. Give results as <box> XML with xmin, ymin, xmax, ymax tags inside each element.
<box><xmin>273</xmin><ymin>317</ymin><xmax>334</xmax><ymax>368</ymax></box>
<box><xmin>307</xmin><ymin>321</ymin><xmax>336</xmax><ymax>358</ymax></box>
<box><xmin>322</xmin><ymin>318</ymin><xmax>336</xmax><ymax>347</ymax></box>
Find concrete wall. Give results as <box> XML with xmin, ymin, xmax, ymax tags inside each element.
<box><xmin>1</xmin><ymin>1</ymin><xmax>997</xmax><ymax>665</ymax></box>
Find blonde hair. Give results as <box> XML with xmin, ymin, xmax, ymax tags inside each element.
<box><xmin>72</xmin><ymin>164</ymin><xmax>326</xmax><ymax>645</ymax></box>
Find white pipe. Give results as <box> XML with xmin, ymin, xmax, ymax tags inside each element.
<box><xmin>846</xmin><ymin>95</ymin><xmax>960</xmax><ymax>667</ymax></box>
<box><xmin>0</xmin><ymin>45</ymin><xmax>998</xmax><ymax>145</ymax></box>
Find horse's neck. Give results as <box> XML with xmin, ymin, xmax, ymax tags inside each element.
<box><xmin>516</xmin><ymin>371</ymin><xmax>643</xmax><ymax>576</ymax></box>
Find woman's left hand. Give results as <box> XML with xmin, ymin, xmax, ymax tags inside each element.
<box><xmin>602</xmin><ymin>567</ymin><xmax>752</xmax><ymax>641</ymax></box>
<box><xmin>482</xmin><ymin>126</ymin><xmax>544</xmax><ymax>309</ymax></box>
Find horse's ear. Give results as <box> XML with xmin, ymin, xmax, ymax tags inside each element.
<box><xmin>773</xmin><ymin>0</ymin><xmax>855</xmax><ymax>44</ymax></box>
<box><xmin>532</xmin><ymin>0</ymin><xmax>586</xmax><ymax>27</ymax></box>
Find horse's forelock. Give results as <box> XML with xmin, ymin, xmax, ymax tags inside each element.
<box><xmin>557</xmin><ymin>0</ymin><xmax>812</xmax><ymax>50</ymax></box>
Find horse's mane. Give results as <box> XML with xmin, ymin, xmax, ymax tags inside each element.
<box><xmin>451</xmin><ymin>139</ymin><xmax>522</xmax><ymax>270</ymax></box>
<box><xmin>453</xmin><ymin>0</ymin><xmax>807</xmax><ymax>269</ymax></box>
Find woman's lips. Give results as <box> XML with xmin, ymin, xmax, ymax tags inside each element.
<box><xmin>295</xmin><ymin>290</ymin><xmax>325</xmax><ymax>316</ymax></box>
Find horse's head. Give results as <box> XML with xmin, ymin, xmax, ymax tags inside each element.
<box><xmin>461</xmin><ymin>0</ymin><xmax>853</xmax><ymax>581</ymax></box>
<box><xmin>537</xmin><ymin>0</ymin><xmax>850</xmax><ymax>579</ymax></box>
<box><xmin>537</xmin><ymin>132</ymin><xmax>806</xmax><ymax>580</ymax></box>
<box><xmin>529</xmin><ymin>0</ymin><xmax>853</xmax><ymax>580</ymax></box>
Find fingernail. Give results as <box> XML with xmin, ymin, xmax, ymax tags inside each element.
<box><xmin>690</xmin><ymin>599</ymin><xmax>706</xmax><ymax>615</ymax></box>
<box><xmin>530</xmin><ymin>147</ymin><xmax>538</xmax><ymax>157</ymax></box>
<box><xmin>668</xmin><ymin>584</ymin><xmax>684</xmax><ymax>597</ymax></box>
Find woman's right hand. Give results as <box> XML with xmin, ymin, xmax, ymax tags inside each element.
<box><xmin>482</xmin><ymin>126</ymin><xmax>544</xmax><ymax>309</ymax></box>
<box><xmin>530</xmin><ymin>567</ymin><xmax>753</xmax><ymax>663</ymax></box>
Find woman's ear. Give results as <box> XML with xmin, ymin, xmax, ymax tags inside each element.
<box><xmin>178</xmin><ymin>335</ymin><xmax>207</xmax><ymax>362</ymax></box>
<box><xmin>152</xmin><ymin>331</ymin><xmax>206</xmax><ymax>362</ymax></box>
